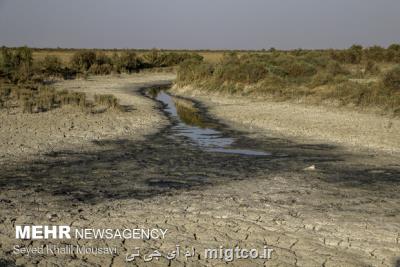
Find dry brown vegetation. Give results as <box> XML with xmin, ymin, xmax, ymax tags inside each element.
<box><xmin>0</xmin><ymin>82</ymin><xmax>123</xmax><ymax>114</ymax></box>
<box><xmin>176</xmin><ymin>45</ymin><xmax>400</xmax><ymax>115</ymax></box>
<box><xmin>0</xmin><ymin>47</ymin><xmax>202</xmax><ymax>114</ymax></box>
<box><xmin>2</xmin><ymin>45</ymin><xmax>400</xmax><ymax>115</ymax></box>
<box><xmin>31</xmin><ymin>49</ymin><xmax>223</xmax><ymax>64</ymax></box>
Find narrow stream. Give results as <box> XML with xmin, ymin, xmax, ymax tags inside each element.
<box><xmin>155</xmin><ymin>90</ymin><xmax>270</xmax><ymax>156</ymax></box>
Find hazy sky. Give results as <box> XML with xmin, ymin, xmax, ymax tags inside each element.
<box><xmin>0</xmin><ymin>0</ymin><xmax>399</xmax><ymax>50</ymax></box>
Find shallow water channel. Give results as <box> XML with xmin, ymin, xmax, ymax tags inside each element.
<box><xmin>154</xmin><ymin>90</ymin><xmax>270</xmax><ymax>156</ymax></box>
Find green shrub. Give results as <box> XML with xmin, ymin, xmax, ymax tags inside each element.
<box><xmin>84</xmin><ymin>53</ymin><xmax>114</xmax><ymax>75</ymax></box>
<box><xmin>39</xmin><ymin>55</ymin><xmax>64</xmax><ymax>77</ymax></box>
<box><xmin>388</xmin><ymin>44</ymin><xmax>400</xmax><ymax>51</ymax></box>
<box><xmin>364</xmin><ymin>45</ymin><xmax>386</xmax><ymax>62</ymax></box>
<box><xmin>382</xmin><ymin>65</ymin><xmax>400</xmax><ymax>91</ymax></box>
<box><xmin>326</xmin><ymin>61</ymin><xmax>349</xmax><ymax>76</ymax></box>
<box><xmin>328</xmin><ymin>81</ymin><xmax>374</xmax><ymax>106</ymax></box>
<box><xmin>167</xmin><ymin>52</ymin><xmax>203</xmax><ymax>66</ymax></box>
<box><xmin>310</xmin><ymin>72</ymin><xmax>335</xmax><ymax>87</ymax></box>
<box><xmin>0</xmin><ymin>47</ymin><xmax>13</xmax><ymax>76</ymax></box>
<box><xmin>330</xmin><ymin>45</ymin><xmax>362</xmax><ymax>64</ymax></box>
<box><xmin>0</xmin><ymin>46</ymin><xmax>33</xmax><ymax>82</ymax></box>
<box><xmin>386</xmin><ymin>44</ymin><xmax>400</xmax><ymax>63</ymax></box>
<box><xmin>282</xmin><ymin>61</ymin><xmax>317</xmax><ymax>78</ymax></box>
<box><xmin>71</xmin><ymin>51</ymin><xmax>96</xmax><ymax>72</ymax></box>
<box><xmin>0</xmin><ymin>87</ymin><xmax>11</xmax><ymax>98</ymax></box>
<box><xmin>364</xmin><ymin>61</ymin><xmax>380</xmax><ymax>75</ymax></box>
<box><xmin>326</xmin><ymin>80</ymin><xmax>400</xmax><ymax>111</ymax></box>
<box><xmin>300</xmin><ymin>52</ymin><xmax>331</xmax><ymax>68</ymax></box>
<box><xmin>143</xmin><ymin>50</ymin><xmax>203</xmax><ymax>68</ymax></box>
<box><xmin>89</xmin><ymin>63</ymin><xmax>112</xmax><ymax>75</ymax></box>
<box><xmin>113</xmin><ymin>51</ymin><xmax>142</xmax><ymax>73</ymax></box>
<box><xmin>177</xmin><ymin>52</ymin><xmax>321</xmax><ymax>88</ymax></box>
<box><xmin>214</xmin><ymin>61</ymin><xmax>268</xmax><ymax>84</ymax></box>
<box><xmin>266</xmin><ymin>65</ymin><xmax>287</xmax><ymax>77</ymax></box>
<box><xmin>143</xmin><ymin>49</ymin><xmax>162</xmax><ymax>67</ymax></box>
<box><xmin>12</xmin><ymin>47</ymin><xmax>33</xmax><ymax>68</ymax></box>
<box><xmin>258</xmin><ymin>75</ymin><xmax>286</xmax><ymax>95</ymax></box>
<box><xmin>176</xmin><ymin>60</ymin><xmax>214</xmax><ymax>84</ymax></box>
<box><xmin>95</xmin><ymin>52</ymin><xmax>112</xmax><ymax>65</ymax></box>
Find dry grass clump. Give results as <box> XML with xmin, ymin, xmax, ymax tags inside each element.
<box><xmin>0</xmin><ymin>46</ymin><xmax>34</xmax><ymax>83</ymax></box>
<box><xmin>111</xmin><ymin>51</ymin><xmax>142</xmax><ymax>73</ymax></box>
<box><xmin>0</xmin><ymin>82</ymin><xmax>124</xmax><ymax>114</ymax></box>
<box><xmin>57</xmin><ymin>90</ymin><xmax>87</xmax><ymax>108</ymax></box>
<box><xmin>143</xmin><ymin>49</ymin><xmax>203</xmax><ymax>68</ymax></box>
<box><xmin>88</xmin><ymin>63</ymin><xmax>113</xmax><ymax>75</ymax></box>
<box><xmin>94</xmin><ymin>94</ymin><xmax>121</xmax><ymax>110</ymax></box>
<box><xmin>382</xmin><ymin>65</ymin><xmax>400</xmax><ymax>91</ymax></box>
<box><xmin>13</xmin><ymin>86</ymin><xmax>88</xmax><ymax>113</ymax></box>
<box><xmin>38</xmin><ymin>55</ymin><xmax>64</xmax><ymax>77</ymax></box>
<box><xmin>71</xmin><ymin>51</ymin><xmax>96</xmax><ymax>72</ymax></box>
<box><xmin>364</xmin><ymin>61</ymin><xmax>381</xmax><ymax>76</ymax></box>
<box><xmin>0</xmin><ymin>86</ymin><xmax>10</xmax><ymax>108</ymax></box>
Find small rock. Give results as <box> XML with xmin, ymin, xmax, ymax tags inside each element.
<box><xmin>46</xmin><ymin>213</ymin><xmax>59</xmax><ymax>220</ymax></box>
<box><xmin>303</xmin><ymin>165</ymin><xmax>316</xmax><ymax>171</ymax></box>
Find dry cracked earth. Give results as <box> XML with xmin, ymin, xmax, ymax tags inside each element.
<box><xmin>0</xmin><ymin>85</ymin><xmax>399</xmax><ymax>267</ymax></box>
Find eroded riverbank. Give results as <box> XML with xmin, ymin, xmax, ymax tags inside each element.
<box><xmin>171</xmin><ymin>85</ymin><xmax>400</xmax><ymax>155</ymax></box>
<box><xmin>0</xmin><ymin>76</ymin><xmax>399</xmax><ymax>266</ymax></box>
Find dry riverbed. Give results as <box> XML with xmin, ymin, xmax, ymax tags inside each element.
<box><xmin>0</xmin><ymin>76</ymin><xmax>399</xmax><ymax>267</ymax></box>
<box><xmin>171</xmin><ymin>85</ymin><xmax>400</xmax><ymax>154</ymax></box>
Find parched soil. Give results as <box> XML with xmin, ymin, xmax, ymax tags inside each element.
<box><xmin>0</xmin><ymin>73</ymin><xmax>174</xmax><ymax>163</ymax></box>
<box><xmin>0</xmin><ymin>76</ymin><xmax>399</xmax><ymax>267</ymax></box>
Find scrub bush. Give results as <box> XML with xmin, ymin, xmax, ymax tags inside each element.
<box><xmin>0</xmin><ymin>46</ymin><xmax>33</xmax><ymax>82</ymax></box>
<box><xmin>364</xmin><ymin>61</ymin><xmax>380</xmax><ymax>75</ymax></box>
<box><xmin>383</xmin><ymin>65</ymin><xmax>400</xmax><ymax>91</ymax></box>
<box><xmin>89</xmin><ymin>63</ymin><xmax>113</xmax><ymax>75</ymax></box>
<box><xmin>364</xmin><ymin>46</ymin><xmax>386</xmax><ymax>62</ymax></box>
<box><xmin>39</xmin><ymin>55</ymin><xmax>64</xmax><ymax>77</ymax></box>
<box><xmin>113</xmin><ymin>51</ymin><xmax>142</xmax><ymax>73</ymax></box>
<box><xmin>71</xmin><ymin>51</ymin><xmax>96</xmax><ymax>72</ymax></box>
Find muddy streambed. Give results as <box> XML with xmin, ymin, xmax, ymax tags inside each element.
<box><xmin>154</xmin><ymin>90</ymin><xmax>270</xmax><ymax>156</ymax></box>
<box><xmin>0</xmin><ymin>85</ymin><xmax>398</xmax><ymax>203</ymax></box>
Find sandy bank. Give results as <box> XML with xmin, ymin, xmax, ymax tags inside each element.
<box><xmin>0</xmin><ymin>73</ymin><xmax>175</xmax><ymax>163</ymax></box>
<box><xmin>171</xmin><ymin>86</ymin><xmax>400</xmax><ymax>154</ymax></box>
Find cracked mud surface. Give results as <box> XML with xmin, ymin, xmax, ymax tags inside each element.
<box><xmin>0</xmin><ymin>74</ymin><xmax>174</xmax><ymax>163</ymax></box>
<box><xmin>0</xmin><ymin>79</ymin><xmax>400</xmax><ymax>266</ymax></box>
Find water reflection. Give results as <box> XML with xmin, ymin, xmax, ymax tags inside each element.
<box><xmin>155</xmin><ymin>91</ymin><xmax>270</xmax><ymax>156</ymax></box>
